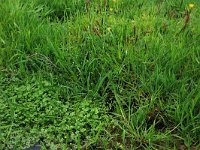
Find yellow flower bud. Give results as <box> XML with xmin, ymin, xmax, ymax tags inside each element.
<box><xmin>189</xmin><ymin>3</ymin><xmax>194</xmax><ymax>9</ymax></box>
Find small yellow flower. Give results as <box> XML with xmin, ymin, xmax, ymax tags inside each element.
<box><xmin>189</xmin><ymin>3</ymin><xmax>194</xmax><ymax>9</ymax></box>
<box><xmin>110</xmin><ymin>8</ymin><xmax>113</xmax><ymax>12</ymax></box>
<box><xmin>107</xmin><ymin>27</ymin><xmax>112</xmax><ymax>32</ymax></box>
<box><xmin>131</xmin><ymin>20</ymin><xmax>135</xmax><ymax>24</ymax></box>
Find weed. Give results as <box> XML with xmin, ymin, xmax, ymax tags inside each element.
<box><xmin>0</xmin><ymin>0</ymin><xmax>199</xmax><ymax>149</ymax></box>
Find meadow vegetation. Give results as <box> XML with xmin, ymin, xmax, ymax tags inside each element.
<box><xmin>0</xmin><ymin>0</ymin><xmax>200</xmax><ymax>149</ymax></box>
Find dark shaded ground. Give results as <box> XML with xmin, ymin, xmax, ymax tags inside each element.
<box><xmin>25</xmin><ymin>143</ymin><xmax>40</xmax><ymax>150</ymax></box>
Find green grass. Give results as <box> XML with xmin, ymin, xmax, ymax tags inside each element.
<box><xmin>0</xmin><ymin>0</ymin><xmax>200</xmax><ymax>149</ymax></box>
